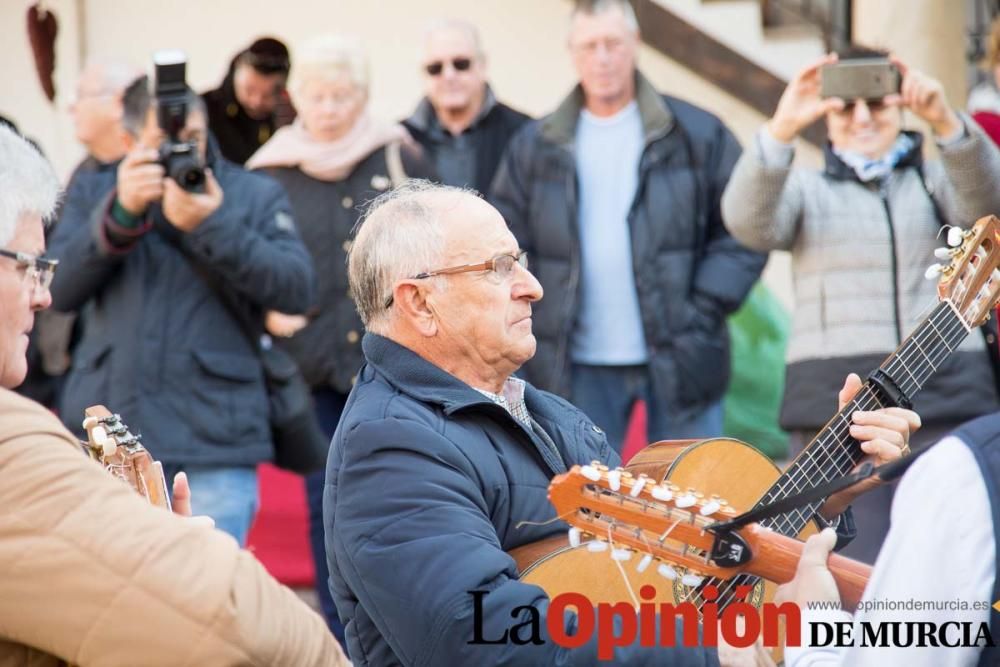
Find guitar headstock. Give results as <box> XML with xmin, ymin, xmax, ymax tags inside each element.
<box><xmin>82</xmin><ymin>405</ymin><xmax>141</xmax><ymax>459</ymax></box>
<box><xmin>82</xmin><ymin>405</ymin><xmax>171</xmax><ymax>511</ymax></box>
<box><xmin>935</xmin><ymin>215</ymin><xmax>1000</xmax><ymax>328</ymax></box>
<box><xmin>548</xmin><ymin>463</ymin><xmax>756</xmax><ymax>585</ymax></box>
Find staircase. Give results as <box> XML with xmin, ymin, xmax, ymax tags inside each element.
<box><xmin>631</xmin><ymin>0</ymin><xmax>842</xmax><ymax>146</ymax></box>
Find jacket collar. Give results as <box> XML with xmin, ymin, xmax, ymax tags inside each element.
<box><xmin>540</xmin><ymin>69</ymin><xmax>673</xmax><ymax>148</ymax></box>
<box><xmin>405</xmin><ymin>86</ymin><xmax>499</xmax><ymax>137</ymax></box>
<box><xmin>361</xmin><ymin>333</ymin><xmax>577</xmax><ymax>431</ymax></box>
<box><xmin>362</xmin><ymin>333</ymin><xmax>513</xmax><ymax>415</ymax></box>
<box><xmin>822</xmin><ymin>130</ymin><xmax>925</xmax><ymax>182</ymax></box>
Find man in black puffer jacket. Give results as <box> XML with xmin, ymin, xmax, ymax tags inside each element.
<box><xmin>491</xmin><ymin>0</ymin><xmax>766</xmax><ymax>452</ymax></box>
<box><xmin>48</xmin><ymin>75</ymin><xmax>315</xmax><ymax>546</ymax></box>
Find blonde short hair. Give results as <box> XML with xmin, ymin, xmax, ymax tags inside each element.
<box><xmin>291</xmin><ymin>34</ymin><xmax>369</xmax><ymax>98</ymax></box>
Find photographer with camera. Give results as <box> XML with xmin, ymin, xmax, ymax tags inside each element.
<box><xmin>722</xmin><ymin>47</ymin><xmax>1000</xmax><ymax>564</ymax></box>
<box><xmin>48</xmin><ymin>54</ymin><xmax>316</xmax><ymax>546</ymax></box>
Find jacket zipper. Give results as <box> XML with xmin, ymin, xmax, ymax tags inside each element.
<box><xmin>879</xmin><ymin>184</ymin><xmax>903</xmax><ymax>345</ymax></box>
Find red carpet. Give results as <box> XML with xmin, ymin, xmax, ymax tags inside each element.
<box><xmin>247</xmin><ymin>403</ymin><xmax>649</xmax><ymax>586</ymax></box>
<box><xmin>246</xmin><ymin>464</ymin><xmax>315</xmax><ymax>587</ymax></box>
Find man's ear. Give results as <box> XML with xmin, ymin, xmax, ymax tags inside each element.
<box><xmin>394</xmin><ymin>281</ymin><xmax>438</xmax><ymax>337</ymax></box>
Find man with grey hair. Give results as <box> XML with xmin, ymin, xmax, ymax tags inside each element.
<box><xmin>0</xmin><ymin>125</ymin><xmax>348</xmax><ymax>666</ymax></box>
<box><xmin>325</xmin><ymin>181</ymin><xmax>909</xmax><ymax>665</ymax></box>
<box><xmin>69</xmin><ymin>58</ymin><xmax>141</xmax><ymax>167</ymax></box>
<box><xmin>20</xmin><ymin>58</ymin><xmax>142</xmax><ymax>408</ymax></box>
<box><xmin>492</xmin><ymin>0</ymin><xmax>767</xmax><ymax>453</ymax></box>
<box><xmin>48</xmin><ymin>72</ymin><xmax>316</xmax><ymax>546</ymax></box>
<box><xmin>402</xmin><ymin>19</ymin><xmax>529</xmax><ymax>193</ymax></box>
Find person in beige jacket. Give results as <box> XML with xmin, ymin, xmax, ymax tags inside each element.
<box><xmin>0</xmin><ymin>126</ymin><xmax>349</xmax><ymax>666</ymax></box>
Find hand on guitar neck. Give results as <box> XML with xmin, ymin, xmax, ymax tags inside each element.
<box><xmin>775</xmin><ymin>528</ymin><xmax>841</xmax><ymax>612</ymax></box>
<box><xmin>817</xmin><ymin>373</ymin><xmax>921</xmax><ymax>520</ymax></box>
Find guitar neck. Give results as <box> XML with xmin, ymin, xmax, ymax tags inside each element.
<box><xmin>758</xmin><ymin>301</ymin><xmax>970</xmax><ymax>536</ymax></box>
<box><xmin>747</xmin><ymin>527</ymin><xmax>873</xmax><ymax>611</ymax></box>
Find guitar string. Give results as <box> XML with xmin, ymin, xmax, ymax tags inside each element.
<box><xmin>701</xmin><ymin>302</ymin><xmax>972</xmax><ymax>612</ymax></box>
<box><xmin>709</xmin><ymin>305</ymin><xmax>968</xmax><ymax>610</ymax></box>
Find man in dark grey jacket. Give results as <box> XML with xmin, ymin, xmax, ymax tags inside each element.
<box><xmin>325</xmin><ymin>181</ymin><xmax>914</xmax><ymax>665</ymax></box>
<box><xmin>402</xmin><ymin>18</ymin><xmax>530</xmax><ymax>194</ymax></box>
<box><xmin>490</xmin><ymin>0</ymin><xmax>766</xmax><ymax>452</ymax></box>
<box><xmin>48</xmin><ymin>75</ymin><xmax>315</xmax><ymax>546</ymax></box>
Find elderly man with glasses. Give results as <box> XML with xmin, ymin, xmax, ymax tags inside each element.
<box><xmin>0</xmin><ymin>124</ymin><xmax>348</xmax><ymax>666</ymax></box>
<box><xmin>402</xmin><ymin>19</ymin><xmax>530</xmax><ymax>193</ymax></box>
<box><xmin>324</xmin><ymin>180</ymin><xmax>916</xmax><ymax>666</ymax></box>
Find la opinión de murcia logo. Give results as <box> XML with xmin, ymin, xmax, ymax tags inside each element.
<box><xmin>467</xmin><ymin>588</ymin><xmax>997</xmax><ymax>659</ymax></box>
<box><xmin>469</xmin><ymin>584</ymin><xmax>798</xmax><ymax>659</ymax></box>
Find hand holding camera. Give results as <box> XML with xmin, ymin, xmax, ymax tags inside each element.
<box><xmin>117</xmin><ymin>147</ymin><xmax>166</xmax><ymax>216</ymax></box>
<box><xmin>162</xmin><ymin>167</ymin><xmax>223</xmax><ymax>232</ymax></box>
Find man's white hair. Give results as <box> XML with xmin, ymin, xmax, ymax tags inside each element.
<box><xmin>422</xmin><ymin>18</ymin><xmax>484</xmax><ymax>58</ymax></box>
<box><xmin>571</xmin><ymin>0</ymin><xmax>640</xmax><ymax>33</ymax></box>
<box><xmin>82</xmin><ymin>56</ymin><xmax>142</xmax><ymax>95</ymax></box>
<box><xmin>348</xmin><ymin>180</ymin><xmax>479</xmax><ymax>334</ymax></box>
<box><xmin>0</xmin><ymin>126</ymin><xmax>59</xmax><ymax>246</ymax></box>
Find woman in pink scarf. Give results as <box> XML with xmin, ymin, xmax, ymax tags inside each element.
<box><xmin>247</xmin><ymin>34</ymin><xmax>432</xmax><ymax>644</ymax></box>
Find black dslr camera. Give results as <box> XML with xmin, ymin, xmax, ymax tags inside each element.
<box><xmin>153</xmin><ymin>51</ymin><xmax>206</xmax><ymax>193</ymax></box>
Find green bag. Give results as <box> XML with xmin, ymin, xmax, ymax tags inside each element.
<box><xmin>724</xmin><ymin>282</ymin><xmax>791</xmax><ymax>461</ymax></box>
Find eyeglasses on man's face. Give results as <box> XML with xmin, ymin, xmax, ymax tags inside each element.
<box><xmin>384</xmin><ymin>250</ymin><xmax>528</xmax><ymax>308</ymax></box>
<box><xmin>0</xmin><ymin>249</ymin><xmax>58</xmax><ymax>295</ymax></box>
<box><xmin>424</xmin><ymin>57</ymin><xmax>473</xmax><ymax>77</ymax></box>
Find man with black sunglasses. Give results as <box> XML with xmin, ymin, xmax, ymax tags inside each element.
<box><xmin>402</xmin><ymin>19</ymin><xmax>530</xmax><ymax>194</ymax></box>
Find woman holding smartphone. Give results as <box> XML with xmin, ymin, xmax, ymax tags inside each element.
<box><xmin>721</xmin><ymin>46</ymin><xmax>1000</xmax><ymax>564</ymax></box>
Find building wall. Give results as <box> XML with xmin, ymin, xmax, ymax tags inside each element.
<box><xmin>1</xmin><ymin>0</ymin><xmax>835</xmax><ymax>306</ymax></box>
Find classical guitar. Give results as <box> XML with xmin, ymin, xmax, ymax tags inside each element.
<box><xmin>512</xmin><ymin>215</ymin><xmax>1000</xmax><ymax>652</ymax></box>
<box><xmin>81</xmin><ymin>405</ymin><xmax>172</xmax><ymax>511</ymax></box>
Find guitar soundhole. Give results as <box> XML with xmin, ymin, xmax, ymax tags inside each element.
<box><xmin>672</xmin><ymin>577</ymin><xmax>766</xmax><ymax>610</ymax></box>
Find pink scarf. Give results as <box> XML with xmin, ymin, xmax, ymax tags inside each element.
<box><xmin>246</xmin><ymin>113</ymin><xmax>408</xmax><ymax>181</ymax></box>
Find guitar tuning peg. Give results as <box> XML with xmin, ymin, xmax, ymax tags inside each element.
<box><xmin>925</xmin><ymin>264</ymin><xmax>944</xmax><ymax>280</ymax></box>
<box><xmin>568</xmin><ymin>527</ymin><xmax>582</xmax><ymax>548</ymax></box>
<box><xmin>947</xmin><ymin>226</ymin><xmax>964</xmax><ymax>247</ymax></box>
<box><xmin>89</xmin><ymin>425</ymin><xmax>115</xmax><ymax>457</ymax></box>
<box><xmin>611</xmin><ymin>548</ymin><xmax>632</xmax><ymax>561</ymax></box>
<box><xmin>637</xmin><ymin>553</ymin><xmax>654</xmax><ymax>573</ymax></box>
<box><xmin>934</xmin><ymin>247</ymin><xmax>955</xmax><ymax>260</ymax></box>
<box><xmin>675</xmin><ymin>492</ymin><xmax>697</xmax><ymax>509</ymax></box>
<box><xmin>657</xmin><ymin>563</ymin><xmax>679</xmax><ymax>580</ymax></box>
<box><xmin>650</xmin><ymin>484</ymin><xmax>673</xmax><ymax>501</ymax></box>
<box><xmin>629</xmin><ymin>475</ymin><xmax>648</xmax><ymax>497</ymax></box>
<box><xmin>587</xmin><ymin>540</ymin><xmax>609</xmax><ymax>553</ymax></box>
<box><xmin>681</xmin><ymin>573</ymin><xmax>705</xmax><ymax>587</ymax></box>
<box><xmin>607</xmin><ymin>469</ymin><xmax>622</xmax><ymax>491</ymax></box>
<box><xmin>700</xmin><ymin>499</ymin><xmax>722</xmax><ymax>515</ymax></box>
<box><xmin>580</xmin><ymin>465</ymin><xmax>601</xmax><ymax>482</ymax></box>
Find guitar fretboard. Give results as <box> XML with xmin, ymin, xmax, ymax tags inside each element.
<box><xmin>702</xmin><ymin>300</ymin><xmax>971</xmax><ymax>610</ymax></box>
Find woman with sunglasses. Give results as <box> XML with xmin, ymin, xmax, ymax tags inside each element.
<box><xmin>721</xmin><ymin>46</ymin><xmax>1000</xmax><ymax>565</ymax></box>
<box><xmin>246</xmin><ymin>33</ymin><xmax>433</xmax><ymax>642</ymax></box>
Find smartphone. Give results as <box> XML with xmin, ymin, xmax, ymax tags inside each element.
<box><xmin>820</xmin><ymin>58</ymin><xmax>901</xmax><ymax>100</ymax></box>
